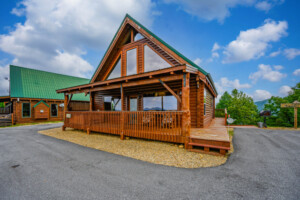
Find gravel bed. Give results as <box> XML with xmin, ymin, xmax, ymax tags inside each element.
<box><xmin>39</xmin><ymin>128</ymin><xmax>233</xmax><ymax>168</ymax></box>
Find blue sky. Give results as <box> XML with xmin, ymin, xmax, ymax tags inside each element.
<box><xmin>0</xmin><ymin>0</ymin><xmax>299</xmax><ymax>102</ymax></box>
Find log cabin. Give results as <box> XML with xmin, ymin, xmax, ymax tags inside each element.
<box><xmin>0</xmin><ymin>65</ymin><xmax>90</xmax><ymax>124</ymax></box>
<box><xmin>57</xmin><ymin>14</ymin><xmax>229</xmax><ymax>153</ymax></box>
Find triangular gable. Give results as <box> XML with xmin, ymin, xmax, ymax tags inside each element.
<box><xmin>33</xmin><ymin>100</ymin><xmax>49</xmax><ymax>108</ymax></box>
<box><xmin>90</xmin><ymin>14</ymin><xmax>209</xmax><ymax>83</ymax></box>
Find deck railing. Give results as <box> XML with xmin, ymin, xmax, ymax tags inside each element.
<box><xmin>0</xmin><ymin>107</ymin><xmax>10</xmax><ymax>114</ymax></box>
<box><xmin>64</xmin><ymin>111</ymin><xmax>185</xmax><ymax>143</ymax></box>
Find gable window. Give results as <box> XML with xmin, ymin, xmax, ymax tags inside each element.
<box><xmin>144</xmin><ymin>45</ymin><xmax>170</xmax><ymax>72</ymax></box>
<box><xmin>204</xmin><ymin>89</ymin><xmax>207</xmax><ymax>116</ymax></box>
<box><xmin>126</xmin><ymin>48</ymin><xmax>137</xmax><ymax>76</ymax></box>
<box><xmin>134</xmin><ymin>33</ymin><xmax>144</xmax><ymax>41</ymax></box>
<box><xmin>107</xmin><ymin>56</ymin><xmax>121</xmax><ymax>80</ymax></box>
<box><xmin>51</xmin><ymin>104</ymin><xmax>58</xmax><ymax>117</ymax></box>
<box><xmin>22</xmin><ymin>103</ymin><xmax>31</xmax><ymax>118</ymax></box>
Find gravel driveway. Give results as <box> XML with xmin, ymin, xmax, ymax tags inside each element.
<box><xmin>0</xmin><ymin>124</ymin><xmax>299</xmax><ymax>200</ymax></box>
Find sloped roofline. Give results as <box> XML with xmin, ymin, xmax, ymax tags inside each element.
<box><xmin>90</xmin><ymin>14</ymin><xmax>217</xmax><ymax>95</ymax></box>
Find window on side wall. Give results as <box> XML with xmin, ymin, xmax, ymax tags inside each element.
<box><xmin>51</xmin><ymin>104</ymin><xmax>58</xmax><ymax>117</ymax></box>
<box><xmin>22</xmin><ymin>103</ymin><xmax>31</xmax><ymax>118</ymax></box>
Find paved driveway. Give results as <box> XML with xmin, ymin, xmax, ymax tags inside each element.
<box><xmin>0</xmin><ymin>124</ymin><xmax>299</xmax><ymax>200</ymax></box>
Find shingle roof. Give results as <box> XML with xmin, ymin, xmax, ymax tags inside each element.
<box><xmin>90</xmin><ymin>14</ymin><xmax>217</xmax><ymax>95</ymax></box>
<box><xmin>10</xmin><ymin>65</ymin><xmax>89</xmax><ymax>101</ymax></box>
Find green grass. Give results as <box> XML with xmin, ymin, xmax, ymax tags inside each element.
<box><xmin>0</xmin><ymin>121</ymin><xmax>62</xmax><ymax>128</ymax></box>
<box><xmin>228</xmin><ymin>129</ymin><xmax>234</xmax><ymax>137</ymax></box>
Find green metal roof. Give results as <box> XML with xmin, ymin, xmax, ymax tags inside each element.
<box><xmin>90</xmin><ymin>14</ymin><xmax>217</xmax><ymax>95</ymax></box>
<box><xmin>10</xmin><ymin>65</ymin><xmax>90</xmax><ymax>101</ymax></box>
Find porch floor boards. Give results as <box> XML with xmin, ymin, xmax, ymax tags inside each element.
<box><xmin>189</xmin><ymin>118</ymin><xmax>231</xmax><ymax>155</ymax></box>
<box><xmin>190</xmin><ymin>118</ymin><xmax>229</xmax><ymax>142</ymax></box>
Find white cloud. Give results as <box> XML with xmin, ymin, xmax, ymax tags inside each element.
<box><xmin>163</xmin><ymin>0</ymin><xmax>284</xmax><ymax>23</ymax></box>
<box><xmin>212</xmin><ymin>52</ymin><xmax>220</xmax><ymax>58</ymax></box>
<box><xmin>215</xmin><ymin>77</ymin><xmax>251</xmax><ymax>103</ymax></box>
<box><xmin>255</xmin><ymin>1</ymin><xmax>272</xmax><ymax>12</ymax></box>
<box><xmin>253</xmin><ymin>89</ymin><xmax>272</xmax><ymax>101</ymax></box>
<box><xmin>212</xmin><ymin>42</ymin><xmax>220</xmax><ymax>52</ymax></box>
<box><xmin>283</xmin><ymin>48</ymin><xmax>300</xmax><ymax>60</ymax></box>
<box><xmin>163</xmin><ymin>0</ymin><xmax>255</xmax><ymax>23</ymax></box>
<box><xmin>274</xmin><ymin>65</ymin><xmax>283</xmax><ymax>70</ymax></box>
<box><xmin>293</xmin><ymin>69</ymin><xmax>300</xmax><ymax>76</ymax></box>
<box><xmin>249</xmin><ymin>64</ymin><xmax>287</xmax><ymax>83</ymax></box>
<box><xmin>193</xmin><ymin>58</ymin><xmax>202</xmax><ymax>65</ymax></box>
<box><xmin>0</xmin><ymin>65</ymin><xmax>10</xmax><ymax>96</ymax></box>
<box><xmin>269</xmin><ymin>50</ymin><xmax>281</xmax><ymax>57</ymax></box>
<box><xmin>0</xmin><ymin>0</ymin><xmax>155</xmax><ymax>95</ymax></box>
<box><xmin>279</xmin><ymin>85</ymin><xmax>292</xmax><ymax>96</ymax></box>
<box><xmin>223</xmin><ymin>19</ymin><xmax>288</xmax><ymax>63</ymax></box>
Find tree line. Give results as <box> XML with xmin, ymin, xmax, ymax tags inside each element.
<box><xmin>216</xmin><ymin>82</ymin><xmax>300</xmax><ymax>127</ymax></box>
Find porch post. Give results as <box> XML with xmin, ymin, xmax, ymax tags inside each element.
<box><xmin>89</xmin><ymin>92</ymin><xmax>93</xmax><ymax>111</ymax></box>
<box><xmin>120</xmin><ymin>84</ymin><xmax>125</xmax><ymax>140</ymax></box>
<box><xmin>182</xmin><ymin>73</ymin><xmax>191</xmax><ymax>149</ymax></box>
<box><xmin>63</xmin><ymin>94</ymin><xmax>68</xmax><ymax>131</ymax></box>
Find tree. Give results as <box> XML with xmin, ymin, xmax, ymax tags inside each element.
<box><xmin>264</xmin><ymin>82</ymin><xmax>300</xmax><ymax>127</ymax></box>
<box><xmin>216</xmin><ymin>91</ymin><xmax>231</xmax><ymax>109</ymax></box>
<box><xmin>216</xmin><ymin>89</ymin><xmax>258</xmax><ymax>125</ymax></box>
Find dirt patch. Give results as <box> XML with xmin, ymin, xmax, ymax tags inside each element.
<box><xmin>39</xmin><ymin>128</ymin><xmax>233</xmax><ymax>168</ymax></box>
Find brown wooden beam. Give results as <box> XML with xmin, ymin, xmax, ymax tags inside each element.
<box><xmin>65</xmin><ymin>74</ymin><xmax>184</xmax><ymax>95</ymax></box>
<box><xmin>158</xmin><ymin>79</ymin><xmax>181</xmax><ymax>104</ymax></box>
<box><xmin>57</xmin><ymin>66</ymin><xmax>186</xmax><ymax>93</ymax></box>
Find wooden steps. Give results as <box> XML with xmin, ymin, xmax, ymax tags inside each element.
<box><xmin>188</xmin><ymin>137</ymin><xmax>230</xmax><ymax>156</ymax></box>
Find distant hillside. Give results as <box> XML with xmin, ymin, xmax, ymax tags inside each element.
<box><xmin>255</xmin><ymin>99</ymin><xmax>269</xmax><ymax>111</ymax></box>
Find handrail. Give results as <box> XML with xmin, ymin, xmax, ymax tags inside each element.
<box><xmin>64</xmin><ymin>111</ymin><xmax>185</xmax><ymax>143</ymax></box>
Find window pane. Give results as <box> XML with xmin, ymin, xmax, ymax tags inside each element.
<box><xmin>143</xmin><ymin>96</ymin><xmax>162</xmax><ymax>111</ymax></box>
<box><xmin>107</xmin><ymin>57</ymin><xmax>121</xmax><ymax>80</ymax></box>
<box><xmin>144</xmin><ymin>45</ymin><xmax>170</xmax><ymax>72</ymax></box>
<box><xmin>22</xmin><ymin>103</ymin><xmax>30</xmax><ymax>117</ymax></box>
<box><xmin>126</xmin><ymin>48</ymin><xmax>137</xmax><ymax>76</ymax></box>
<box><xmin>130</xmin><ymin>98</ymin><xmax>137</xmax><ymax>111</ymax></box>
<box><xmin>51</xmin><ymin>104</ymin><xmax>58</xmax><ymax>117</ymax></box>
<box><xmin>134</xmin><ymin>33</ymin><xmax>144</xmax><ymax>41</ymax></box>
<box><xmin>163</xmin><ymin>96</ymin><xmax>177</xmax><ymax>110</ymax></box>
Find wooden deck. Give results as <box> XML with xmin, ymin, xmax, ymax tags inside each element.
<box><xmin>189</xmin><ymin>118</ymin><xmax>230</xmax><ymax>155</ymax></box>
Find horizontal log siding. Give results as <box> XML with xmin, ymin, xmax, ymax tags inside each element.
<box><xmin>12</xmin><ymin>99</ymin><xmax>89</xmax><ymax>124</ymax></box>
<box><xmin>189</xmin><ymin>75</ymin><xmax>198</xmax><ymax>128</ymax></box>
<box><xmin>204</xmin><ymin>87</ymin><xmax>214</xmax><ymax>127</ymax></box>
<box><xmin>64</xmin><ymin>111</ymin><xmax>185</xmax><ymax>143</ymax></box>
<box><xmin>92</xmin><ymin>91</ymin><xmax>104</xmax><ymax>111</ymax></box>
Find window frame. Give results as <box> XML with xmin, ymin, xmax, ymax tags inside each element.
<box><xmin>51</xmin><ymin>103</ymin><xmax>58</xmax><ymax>117</ymax></box>
<box><xmin>125</xmin><ymin>46</ymin><xmax>138</xmax><ymax>76</ymax></box>
<box><xmin>22</xmin><ymin>102</ymin><xmax>31</xmax><ymax>118</ymax></box>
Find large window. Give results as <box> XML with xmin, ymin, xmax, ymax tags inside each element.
<box><xmin>51</xmin><ymin>104</ymin><xmax>58</xmax><ymax>117</ymax></box>
<box><xmin>107</xmin><ymin>57</ymin><xmax>121</xmax><ymax>80</ymax></box>
<box><xmin>143</xmin><ymin>95</ymin><xmax>177</xmax><ymax>111</ymax></box>
<box><xmin>22</xmin><ymin>103</ymin><xmax>31</xmax><ymax>118</ymax></box>
<box><xmin>126</xmin><ymin>48</ymin><xmax>137</xmax><ymax>76</ymax></box>
<box><xmin>144</xmin><ymin>45</ymin><xmax>170</xmax><ymax>72</ymax></box>
<box><xmin>104</xmin><ymin>96</ymin><xmax>121</xmax><ymax>111</ymax></box>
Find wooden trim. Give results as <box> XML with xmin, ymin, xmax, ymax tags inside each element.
<box><xmin>57</xmin><ymin>65</ymin><xmax>186</xmax><ymax>93</ymax></box>
<box><xmin>103</xmin><ymin>51</ymin><xmax>122</xmax><ymax>80</ymax></box>
<box><xmin>158</xmin><ymin>79</ymin><xmax>181</xmax><ymax>104</ymax></box>
<box><xmin>90</xmin><ymin>18</ymin><xmax>129</xmax><ymax>83</ymax></box>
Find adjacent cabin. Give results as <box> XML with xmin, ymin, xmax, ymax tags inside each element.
<box><xmin>57</xmin><ymin>14</ymin><xmax>228</xmax><ymax>153</ymax></box>
<box><xmin>0</xmin><ymin>65</ymin><xmax>90</xmax><ymax>124</ymax></box>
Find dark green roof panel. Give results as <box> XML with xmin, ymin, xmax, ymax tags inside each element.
<box><xmin>10</xmin><ymin>65</ymin><xmax>89</xmax><ymax>101</ymax></box>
